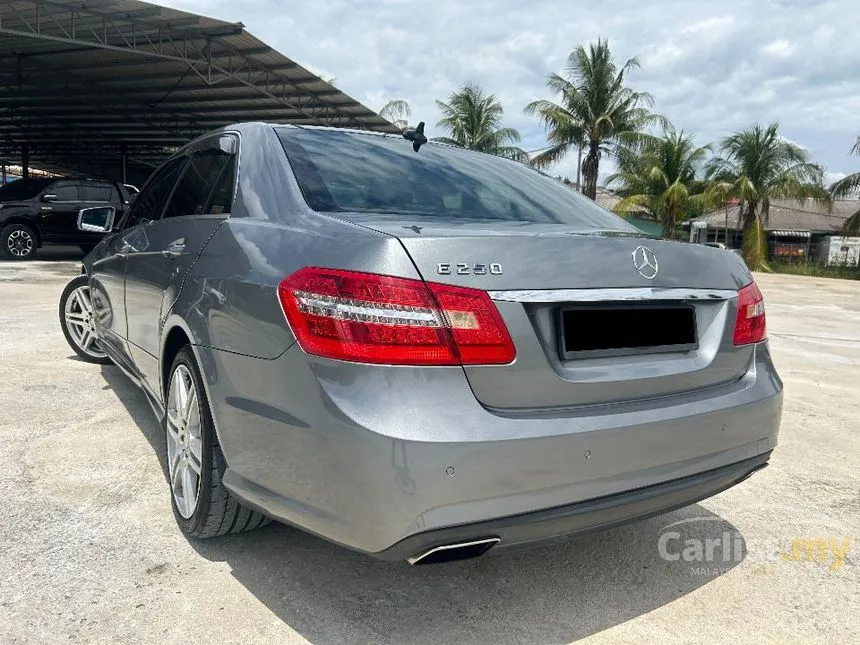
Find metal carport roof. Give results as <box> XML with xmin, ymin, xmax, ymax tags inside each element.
<box><xmin>0</xmin><ymin>0</ymin><xmax>398</xmax><ymax>182</ymax></box>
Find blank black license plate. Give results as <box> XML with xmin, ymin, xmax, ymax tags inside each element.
<box><xmin>560</xmin><ymin>305</ymin><xmax>697</xmax><ymax>358</ymax></box>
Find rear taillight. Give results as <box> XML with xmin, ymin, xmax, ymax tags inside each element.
<box><xmin>277</xmin><ymin>267</ymin><xmax>516</xmax><ymax>366</ymax></box>
<box><xmin>733</xmin><ymin>281</ymin><xmax>766</xmax><ymax>345</ymax></box>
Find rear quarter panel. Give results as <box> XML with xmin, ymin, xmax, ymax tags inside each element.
<box><xmin>169</xmin><ymin>123</ymin><xmax>423</xmax><ymax>359</ymax></box>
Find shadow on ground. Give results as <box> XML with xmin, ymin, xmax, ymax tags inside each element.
<box><xmin>100</xmin><ymin>363</ymin><xmax>747</xmax><ymax>644</ymax></box>
<box><xmin>0</xmin><ymin>247</ymin><xmax>84</xmax><ymax>284</ymax></box>
<box><xmin>34</xmin><ymin>246</ymin><xmax>87</xmax><ymax>262</ymax></box>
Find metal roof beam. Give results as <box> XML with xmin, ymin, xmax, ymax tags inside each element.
<box><xmin>27</xmin><ymin>1</ymin><xmax>223</xmax><ymax>35</ymax></box>
<box><xmin>0</xmin><ymin>79</ymin><xmax>338</xmax><ymax>99</ymax></box>
<box><xmin>0</xmin><ymin>57</ymin><xmax>211</xmax><ymax>139</ymax></box>
<box><xmin>0</xmin><ymin>22</ymin><xmax>356</xmax><ymax>125</ymax></box>
<box><xmin>12</xmin><ymin>44</ymin><xmax>276</xmax><ymax>63</ymax></box>
<box><xmin>4</xmin><ymin>104</ymin><xmax>335</xmax><ymax>117</ymax></box>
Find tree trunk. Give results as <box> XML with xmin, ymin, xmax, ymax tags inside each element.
<box><xmin>576</xmin><ymin>144</ymin><xmax>582</xmax><ymax>191</ymax></box>
<box><xmin>741</xmin><ymin>201</ymin><xmax>767</xmax><ymax>270</ymax></box>
<box><xmin>582</xmin><ymin>144</ymin><xmax>600</xmax><ymax>200</ymax></box>
<box><xmin>662</xmin><ymin>208</ymin><xmax>676</xmax><ymax>239</ymax></box>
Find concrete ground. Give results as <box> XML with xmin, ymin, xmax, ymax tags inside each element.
<box><xmin>0</xmin><ymin>250</ymin><xmax>857</xmax><ymax>644</ymax></box>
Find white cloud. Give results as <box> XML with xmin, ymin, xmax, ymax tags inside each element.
<box><xmin>825</xmin><ymin>171</ymin><xmax>847</xmax><ymax>186</ymax></box>
<box><xmin>158</xmin><ymin>0</ymin><xmax>860</xmax><ymax>181</ymax></box>
<box><xmin>679</xmin><ymin>15</ymin><xmax>735</xmax><ymax>42</ymax></box>
<box><xmin>761</xmin><ymin>39</ymin><xmax>795</xmax><ymax>58</ymax></box>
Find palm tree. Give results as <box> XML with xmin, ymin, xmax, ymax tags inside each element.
<box><xmin>608</xmin><ymin>126</ymin><xmax>712</xmax><ymax>238</ymax></box>
<box><xmin>525</xmin><ymin>39</ymin><xmax>661</xmax><ymax>200</ymax></box>
<box><xmin>707</xmin><ymin>123</ymin><xmax>826</xmax><ymax>270</ymax></box>
<box><xmin>828</xmin><ymin>135</ymin><xmax>860</xmax><ymax>234</ymax></box>
<box><xmin>434</xmin><ymin>83</ymin><xmax>528</xmax><ymax>161</ymax></box>
<box><xmin>379</xmin><ymin>99</ymin><xmax>411</xmax><ymax>130</ymax></box>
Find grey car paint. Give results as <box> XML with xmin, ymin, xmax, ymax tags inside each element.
<box><xmin>83</xmin><ymin>122</ymin><xmax>782</xmax><ymax>559</ymax></box>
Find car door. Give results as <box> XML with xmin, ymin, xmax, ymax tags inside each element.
<box><xmin>89</xmin><ymin>158</ymin><xmax>187</xmax><ymax>367</ymax></box>
<box><xmin>124</xmin><ymin>134</ymin><xmax>238</xmax><ymax>400</ymax></box>
<box><xmin>39</xmin><ymin>181</ymin><xmax>84</xmax><ymax>241</ymax></box>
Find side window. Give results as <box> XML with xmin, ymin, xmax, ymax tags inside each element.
<box><xmin>162</xmin><ymin>146</ymin><xmax>234</xmax><ymax>219</ymax></box>
<box><xmin>51</xmin><ymin>182</ymin><xmax>80</xmax><ymax>202</ymax></box>
<box><xmin>204</xmin><ymin>155</ymin><xmax>237</xmax><ymax>215</ymax></box>
<box><xmin>124</xmin><ymin>157</ymin><xmax>186</xmax><ymax>228</ymax></box>
<box><xmin>81</xmin><ymin>184</ymin><xmax>113</xmax><ymax>201</ymax></box>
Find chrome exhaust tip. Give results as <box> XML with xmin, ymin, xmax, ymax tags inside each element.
<box><xmin>407</xmin><ymin>537</ymin><xmax>500</xmax><ymax>565</ymax></box>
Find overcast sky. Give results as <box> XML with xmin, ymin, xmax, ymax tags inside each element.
<box><xmin>161</xmin><ymin>0</ymin><xmax>860</xmax><ymax>185</ymax></box>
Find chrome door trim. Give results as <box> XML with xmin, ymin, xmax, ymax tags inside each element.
<box><xmin>488</xmin><ymin>287</ymin><xmax>739</xmax><ymax>303</ymax></box>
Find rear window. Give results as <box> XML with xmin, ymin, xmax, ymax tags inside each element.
<box><xmin>81</xmin><ymin>184</ymin><xmax>114</xmax><ymax>201</ymax></box>
<box><xmin>276</xmin><ymin>128</ymin><xmax>635</xmax><ymax>232</ymax></box>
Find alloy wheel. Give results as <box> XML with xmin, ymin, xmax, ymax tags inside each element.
<box><xmin>63</xmin><ymin>286</ymin><xmax>107</xmax><ymax>359</ymax></box>
<box><xmin>7</xmin><ymin>229</ymin><xmax>34</xmax><ymax>257</ymax></box>
<box><xmin>166</xmin><ymin>364</ymin><xmax>203</xmax><ymax>519</ymax></box>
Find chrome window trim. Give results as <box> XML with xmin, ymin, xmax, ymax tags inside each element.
<box><xmin>488</xmin><ymin>287</ymin><xmax>739</xmax><ymax>303</ymax></box>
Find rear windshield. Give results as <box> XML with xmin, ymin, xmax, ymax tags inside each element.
<box><xmin>0</xmin><ymin>178</ymin><xmax>54</xmax><ymax>201</ymax></box>
<box><xmin>276</xmin><ymin>128</ymin><xmax>636</xmax><ymax>232</ymax></box>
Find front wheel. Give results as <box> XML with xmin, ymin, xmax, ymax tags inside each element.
<box><xmin>1</xmin><ymin>222</ymin><xmax>37</xmax><ymax>260</ymax></box>
<box><xmin>59</xmin><ymin>276</ymin><xmax>111</xmax><ymax>364</ymax></box>
<box><xmin>165</xmin><ymin>347</ymin><xmax>270</xmax><ymax>538</ymax></box>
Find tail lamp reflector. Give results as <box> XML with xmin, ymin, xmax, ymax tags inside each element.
<box><xmin>733</xmin><ymin>281</ymin><xmax>767</xmax><ymax>345</ymax></box>
<box><xmin>278</xmin><ymin>267</ymin><xmax>516</xmax><ymax>365</ymax></box>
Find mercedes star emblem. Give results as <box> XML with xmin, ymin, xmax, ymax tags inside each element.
<box><xmin>632</xmin><ymin>245</ymin><xmax>659</xmax><ymax>279</ymax></box>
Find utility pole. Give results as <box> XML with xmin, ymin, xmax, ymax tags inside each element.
<box><xmin>21</xmin><ymin>145</ymin><xmax>29</xmax><ymax>179</ymax></box>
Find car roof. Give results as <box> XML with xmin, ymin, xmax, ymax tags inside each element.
<box><xmin>55</xmin><ymin>177</ymin><xmax>117</xmax><ymax>183</ymax></box>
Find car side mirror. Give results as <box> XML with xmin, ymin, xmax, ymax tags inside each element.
<box><xmin>78</xmin><ymin>206</ymin><xmax>116</xmax><ymax>233</ymax></box>
<box><xmin>41</xmin><ymin>193</ymin><xmax>57</xmax><ymax>203</ymax></box>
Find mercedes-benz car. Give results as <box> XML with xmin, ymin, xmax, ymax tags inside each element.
<box><xmin>60</xmin><ymin>122</ymin><xmax>782</xmax><ymax>565</ymax></box>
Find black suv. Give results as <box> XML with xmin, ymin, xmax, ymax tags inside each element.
<box><xmin>0</xmin><ymin>177</ymin><xmax>131</xmax><ymax>260</ymax></box>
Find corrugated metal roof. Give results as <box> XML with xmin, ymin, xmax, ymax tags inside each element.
<box><xmin>0</xmin><ymin>0</ymin><xmax>398</xmax><ymax>178</ymax></box>
<box><xmin>594</xmin><ymin>187</ymin><xmax>621</xmax><ymax>211</ymax></box>
<box><xmin>695</xmin><ymin>199</ymin><xmax>860</xmax><ymax>234</ymax></box>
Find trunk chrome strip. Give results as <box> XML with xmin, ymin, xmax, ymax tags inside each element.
<box><xmin>488</xmin><ymin>287</ymin><xmax>738</xmax><ymax>303</ymax></box>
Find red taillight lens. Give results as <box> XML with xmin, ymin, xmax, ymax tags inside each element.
<box><xmin>277</xmin><ymin>268</ymin><xmax>516</xmax><ymax>365</ymax></box>
<box><xmin>733</xmin><ymin>281</ymin><xmax>766</xmax><ymax>345</ymax></box>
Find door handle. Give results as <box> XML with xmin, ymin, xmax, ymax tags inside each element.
<box><xmin>162</xmin><ymin>238</ymin><xmax>186</xmax><ymax>257</ymax></box>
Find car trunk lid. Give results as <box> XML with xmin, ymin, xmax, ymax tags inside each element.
<box><xmin>340</xmin><ymin>215</ymin><xmax>755</xmax><ymax>409</ymax></box>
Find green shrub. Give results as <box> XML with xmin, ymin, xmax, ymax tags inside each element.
<box><xmin>769</xmin><ymin>260</ymin><xmax>860</xmax><ymax>280</ymax></box>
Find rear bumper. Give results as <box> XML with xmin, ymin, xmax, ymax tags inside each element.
<box><xmin>376</xmin><ymin>452</ymin><xmax>770</xmax><ymax>562</ymax></box>
<box><xmin>203</xmin><ymin>342</ymin><xmax>782</xmax><ymax>558</ymax></box>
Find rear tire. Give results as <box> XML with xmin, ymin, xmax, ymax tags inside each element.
<box><xmin>1</xmin><ymin>222</ymin><xmax>37</xmax><ymax>260</ymax></box>
<box><xmin>59</xmin><ymin>276</ymin><xmax>112</xmax><ymax>364</ymax></box>
<box><xmin>165</xmin><ymin>346</ymin><xmax>270</xmax><ymax>538</ymax></box>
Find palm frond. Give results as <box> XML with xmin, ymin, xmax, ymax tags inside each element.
<box><xmin>525</xmin><ymin>38</ymin><xmax>657</xmax><ymax>191</ymax></box>
<box><xmin>613</xmin><ymin>194</ymin><xmax>652</xmax><ymax>214</ymax></box>
<box><xmin>435</xmin><ymin>82</ymin><xmax>523</xmax><ymax>158</ymax></box>
<box><xmin>829</xmin><ymin>172</ymin><xmax>860</xmax><ymax>199</ymax></box>
<box><xmin>379</xmin><ymin>99</ymin><xmax>411</xmax><ymax>129</ymax></box>
<box><xmin>529</xmin><ymin>143</ymin><xmax>573</xmax><ymax>169</ymax></box>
